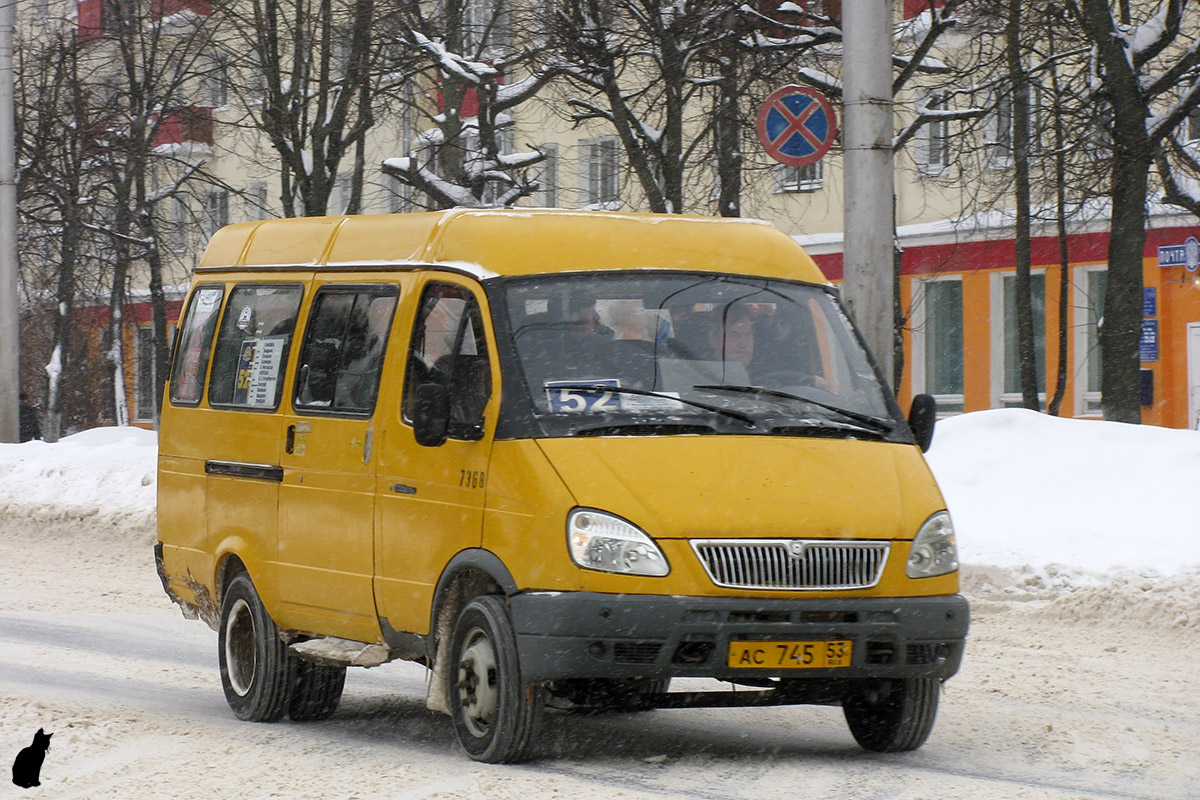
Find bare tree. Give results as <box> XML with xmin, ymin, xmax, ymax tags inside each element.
<box><xmin>379</xmin><ymin>0</ymin><xmax>556</xmax><ymax>208</ymax></box>
<box><xmin>16</xmin><ymin>28</ymin><xmax>102</xmax><ymax>439</ymax></box>
<box><xmin>218</xmin><ymin>0</ymin><xmax>383</xmax><ymax>216</ymax></box>
<box><xmin>1067</xmin><ymin>0</ymin><xmax>1200</xmax><ymax>422</ymax></box>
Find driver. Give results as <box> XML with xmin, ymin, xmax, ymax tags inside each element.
<box><xmin>709</xmin><ymin>306</ymin><xmax>756</xmax><ymax>367</ymax></box>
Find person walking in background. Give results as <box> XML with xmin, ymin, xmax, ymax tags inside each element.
<box><xmin>18</xmin><ymin>391</ymin><xmax>41</xmax><ymax>442</ymax></box>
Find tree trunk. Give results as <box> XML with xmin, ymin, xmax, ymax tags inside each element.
<box><xmin>1078</xmin><ymin>0</ymin><xmax>1149</xmax><ymax>423</ymax></box>
<box><xmin>1047</xmin><ymin>22</ymin><xmax>1069</xmax><ymax>417</ymax></box>
<box><xmin>1007</xmin><ymin>0</ymin><xmax>1038</xmax><ymax>410</ymax></box>
<box><xmin>44</xmin><ymin>206</ymin><xmax>80</xmax><ymax>443</ymax></box>
<box><xmin>1100</xmin><ymin>150</ymin><xmax>1148</xmax><ymax>423</ymax></box>
<box><xmin>713</xmin><ymin>55</ymin><xmax>741</xmax><ymax>218</ymax></box>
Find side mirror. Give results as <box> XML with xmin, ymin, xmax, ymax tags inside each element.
<box><xmin>908</xmin><ymin>393</ymin><xmax>937</xmax><ymax>453</ymax></box>
<box><xmin>413</xmin><ymin>383</ymin><xmax>450</xmax><ymax>447</ymax></box>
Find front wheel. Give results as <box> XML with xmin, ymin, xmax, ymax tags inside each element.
<box><xmin>447</xmin><ymin>595</ymin><xmax>544</xmax><ymax>763</ymax></box>
<box><xmin>218</xmin><ymin>572</ymin><xmax>293</xmax><ymax>722</ymax></box>
<box><xmin>842</xmin><ymin>678</ymin><xmax>940</xmax><ymax>752</ymax></box>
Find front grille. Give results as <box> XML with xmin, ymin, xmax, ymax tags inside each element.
<box><xmin>690</xmin><ymin>539</ymin><xmax>890</xmax><ymax>590</ymax></box>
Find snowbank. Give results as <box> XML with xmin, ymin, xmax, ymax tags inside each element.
<box><xmin>0</xmin><ymin>427</ymin><xmax>157</xmax><ymax>524</ymax></box>
<box><xmin>925</xmin><ymin>409</ymin><xmax>1200</xmax><ymax>576</ymax></box>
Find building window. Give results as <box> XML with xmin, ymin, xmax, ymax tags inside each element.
<box><xmin>987</xmin><ymin>88</ymin><xmax>1012</xmax><ymax>167</ymax></box>
<box><xmin>249</xmin><ymin>56</ymin><xmax>267</xmax><ymax>101</ymax></box>
<box><xmin>1075</xmin><ymin>266</ymin><xmax>1106</xmax><ymax>416</ymax></box>
<box><xmin>993</xmin><ymin>272</ymin><xmax>1046</xmax><ymax>408</ymax></box>
<box><xmin>170</xmin><ymin>195</ymin><xmax>189</xmax><ymax>253</ymax></box>
<box><xmin>203</xmin><ymin>189</ymin><xmax>229</xmax><ymax>240</ymax></box>
<box><xmin>389</xmin><ymin>175</ymin><xmax>412</xmax><ymax>213</ymax></box>
<box><xmin>580</xmin><ymin>137</ymin><xmax>619</xmax><ymax>209</ymax></box>
<box><xmin>135</xmin><ymin>326</ymin><xmax>157</xmax><ymax>422</ymax></box>
<box><xmin>331</xmin><ymin>174</ymin><xmax>352</xmax><ymax>214</ymax></box>
<box><xmin>913</xmin><ymin>277</ymin><xmax>964</xmax><ymax>415</ymax></box>
<box><xmin>462</xmin><ymin>0</ymin><xmax>510</xmax><ymax>55</ymax></box>
<box><xmin>921</xmin><ymin>92</ymin><xmax>951</xmax><ymax>172</ymax></box>
<box><xmin>537</xmin><ymin>143</ymin><xmax>559</xmax><ymax>207</ymax></box>
<box><xmin>203</xmin><ymin>54</ymin><xmax>229</xmax><ymax>108</ymax></box>
<box><xmin>245</xmin><ymin>182</ymin><xmax>269</xmax><ymax>221</ymax></box>
<box><xmin>1188</xmin><ymin>107</ymin><xmax>1200</xmax><ymax>142</ymax></box>
<box><xmin>775</xmin><ymin>160</ymin><xmax>824</xmax><ymax>193</ymax></box>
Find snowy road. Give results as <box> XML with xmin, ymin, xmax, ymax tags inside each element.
<box><xmin>3</xmin><ymin>511</ymin><xmax>1198</xmax><ymax>800</ymax></box>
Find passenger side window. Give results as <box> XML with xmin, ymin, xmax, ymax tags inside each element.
<box><xmin>294</xmin><ymin>285</ymin><xmax>399</xmax><ymax>414</ymax></box>
<box><xmin>208</xmin><ymin>284</ymin><xmax>303</xmax><ymax>410</ymax></box>
<box><xmin>403</xmin><ymin>284</ymin><xmax>492</xmax><ymax>439</ymax></box>
<box><xmin>169</xmin><ymin>285</ymin><xmax>224</xmax><ymax>405</ymax></box>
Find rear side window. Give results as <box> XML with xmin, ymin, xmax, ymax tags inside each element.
<box><xmin>169</xmin><ymin>285</ymin><xmax>224</xmax><ymax>405</ymax></box>
<box><xmin>294</xmin><ymin>285</ymin><xmax>399</xmax><ymax>415</ymax></box>
<box><xmin>208</xmin><ymin>284</ymin><xmax>304</xmax><ymax>410</ymax></box>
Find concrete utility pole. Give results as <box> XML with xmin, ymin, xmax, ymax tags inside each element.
<box><xmin>841</xmin><ymin>0</ymin><xmax>895</xmax><ymax>385</ymax></box>
<box><xmin>0</xmin><ymin>0</ymin><xmax>19</xmax><ymax>442</ymax></box>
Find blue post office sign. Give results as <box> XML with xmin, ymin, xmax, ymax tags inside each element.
<box><xmin>1158</xmin><ymin>236</ymin><xmax>1200</xmax><ymax>272</ymax></box>
<box><xmin>1143</xmin><ymin>287</ymin><xmax>1156</xmax><ymax>317</ymax></box>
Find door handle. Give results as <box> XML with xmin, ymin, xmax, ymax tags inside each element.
<box><xmin>285</xmin><ymin>424</ymin><xmax>296</xmax><ymax>455</ymax></box>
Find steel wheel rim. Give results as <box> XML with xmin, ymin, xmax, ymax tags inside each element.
<box><xmin>225</xmin><ymin>597</ymin><xmax>257</xmax><ymax>696</ymax></box>
<box><xmin>456</xmin><ymin>627</ymin><xmax>499</xmax><ymax>738</ymax></box>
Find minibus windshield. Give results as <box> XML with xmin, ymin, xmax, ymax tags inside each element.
<box><xmin>500</xmin><ymin>272</ymin><xmax>906</xmax><ymax>440</ymax></box>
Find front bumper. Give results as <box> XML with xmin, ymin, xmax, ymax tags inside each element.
<box><xmin>510</xmin><ymin>591</ymin><xmax>969</xmax><ymax>684</ymax></box>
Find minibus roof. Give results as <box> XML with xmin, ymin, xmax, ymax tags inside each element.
<box><xmin>195</xmin><ymin>208</ymin><xmax>831</xmax><ymax>285</ymax></box>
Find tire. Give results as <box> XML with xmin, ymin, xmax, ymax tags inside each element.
<box><xmin>447</xmin><ymin>595</ymin><xmax>544</xmax><ymax>763</ymax></box>
<box><xmin>288</xmin><ymin>659</ymin><xmax>346</xmax><ymax>722</ymax></box>
<box><xmin>842</xmin><ymin>678</ymin><xmax>940</xmax><ymax>753</ymax></box>
<box><xmin>218</xmin><ymin>572</ymin><xmax>293</xmax><ymax>722</ymax></box>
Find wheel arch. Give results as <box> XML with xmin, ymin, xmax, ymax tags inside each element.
<box><xmin>430</xmin><ymin>548</ymin><xmax>518</xmax><ymax>640</ymax></box>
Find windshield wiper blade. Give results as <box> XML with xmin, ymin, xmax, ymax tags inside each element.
<box><xmin>574</xmin><ymin>423</ymin><xmax>719</xmax><ymax>437</ymax></box>
<box><xmin>692</xmin><ymin>384</ymin><xmax>894</xmax><ymax>433</ymax></box>
<box><xmin>547</xmin><ymin>383</ymin><xmax>757</xmax><ymax>428</ymax></box>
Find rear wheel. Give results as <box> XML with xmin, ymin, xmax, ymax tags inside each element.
<box><xmin>288</xmin><ymin>659</ymin><xmax>346</xmax><ymax>721</ymax></box>
<box><xmin>842</xmin><ymin>678</ymin><xmax>940</xmax><ymax>752</ymax></box>
<box><xmin>218</xmin><ymin>573</ymin><xmax>292</xmax><ymax>722</ymax></box>
<box><xmin>447</xmin><ymin>595</ymin><xmax>543</xmax><ymax>763</ymax></box>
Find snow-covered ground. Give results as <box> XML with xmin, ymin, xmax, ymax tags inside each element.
<box><xmin>2</xmin><ymin>411</ymin><xmax>1198</xmax><ymax>798</ymax></box>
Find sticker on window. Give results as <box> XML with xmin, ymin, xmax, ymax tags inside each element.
<box><xmin>231</xmin><ymin>336</ymin><xmax>288</xmax><ymax>407</ymax></box>
<box><xmin>545</xmin><ymin>379</ymin><xmax>621</xmax><ymax>413</ymax></box>
<box><xmin>194</xmin><ymin>288</ymin><xmax>222</xmax><ymax>314</ymax></box>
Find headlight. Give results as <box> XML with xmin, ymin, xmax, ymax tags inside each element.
<box><xmin>906</xmin><ymin>511</ymin><xmax>958</xmax><ymax>578</ymax></box>
<box><xmin>567</xmin><ymin>509</ymin><xmax>670</xmax><ymax>577</ymax></box>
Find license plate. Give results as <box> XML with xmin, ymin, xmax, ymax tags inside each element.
<box><xmin>728</xmin><ymin>640</ymin><xmax>853</xmax><ymax>669</ymax></box>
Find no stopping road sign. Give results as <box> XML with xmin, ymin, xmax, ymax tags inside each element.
<box><xmin>756</xmin><ymin>85</ymin><xmax>837</xmax><ymax>167</ymax></box>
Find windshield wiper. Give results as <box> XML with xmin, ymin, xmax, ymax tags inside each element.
<box><xmin>574</xmin><ymin>423</ymin><xmax>719</xmax><ymax>437</ymax></box>
<box><xmin>547</xmin><ymin>383</ymin><xmax>757</xmax><ymax>428</ymax></box>
<box><xmin>692</xmin><ymin>385</ymin><xmax>894</xmax><ymax>434</ymax></box>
